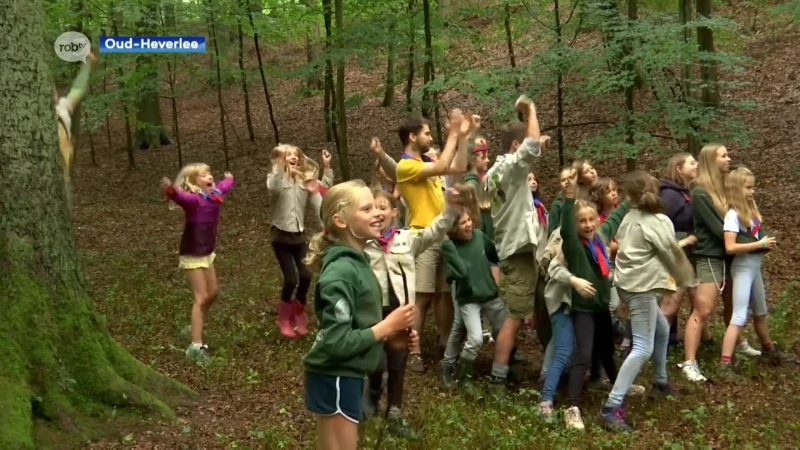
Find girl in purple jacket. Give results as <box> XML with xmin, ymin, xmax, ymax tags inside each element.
<box><xmin>161</xmin><ymin>163</ymin><xmax>235</xmax><ymax>361</ymax></box>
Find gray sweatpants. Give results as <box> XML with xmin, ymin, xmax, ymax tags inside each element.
<box><xmin>442</xmin><ymin>297</ymin><xmax>507</xmax><ymax>365</ymax></box>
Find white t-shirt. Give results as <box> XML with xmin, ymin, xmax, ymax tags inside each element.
<box><xmin>723</xmin><ymin>209</ymin><xmax>760</xmax><ymax>239</ymax></box>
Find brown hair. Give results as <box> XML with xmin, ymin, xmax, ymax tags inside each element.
<box><xmin>572</xmin><ymin>160</ymin><xmax>595</xmax><ymax>200</ymax></box>
<box><xmin>500</xmin><ymin>121</ymin><xmax>527</xmax><ymax>153</ymax></box>
<box><xmin>695</xmin><ymin>143</ymin><xmax>727</xmax><ymax>212</ymax></box>
<box><xmin>451</xmin><ymin>182</ymin><xmax>481</xmax><ymax>230</ymax></box>
<box><xmin>372</xmin><ymin>187</ymin><xmax>398</xmax><ymax>209</ymax></box>
<box><xmin>664</xmin><ymin>152</ymin><xmax>693</xmax><ymax>187</ymax></box>
<box><xmin>589</xmin><ymin>177</ymin><xmax>618</xmax><ymax>210</ymax></box>
<box><xmin>622</xmin><ymin>170</ymin><xmax>663</xmax><ymax>214</ymax></box>
<box><xmin>398</xmin><ymin>116</ymin><xmax>429</xmax><ymax>147</ymax></box>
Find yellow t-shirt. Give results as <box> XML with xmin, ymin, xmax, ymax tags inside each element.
<box><xmin>396</xmin><ymin>158</ymin><xmax>445</xmax><ymax>229</ymax></box>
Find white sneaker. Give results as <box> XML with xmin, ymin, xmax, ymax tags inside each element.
<box><xmin>564</xmin><ymin>406</ymin><xmax>585</xmax><ymax>431</ymax></box>
<box><xmin>483</xmin><ymin>321</ymin><xmax>494</xmax><ymax>343</ymax></box>
<box><xmin>627</xmin><ymin>384</ymin><xmax>646</xmax><ymax>396</ymax></box>
<box><xmin>736</xmin><ymin>340</ymin><xmax>762</xmax><ymax>357</ymax></box>
<box><xmin>679</xmin><ymin>360</ymin><xmax>707</xmax><ymax>382</ymax></box>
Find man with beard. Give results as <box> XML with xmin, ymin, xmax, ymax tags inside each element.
<box><xmin>395</xmin><ymin>114</ymin><xmax>468</xmax><ymax>373</ymax></box>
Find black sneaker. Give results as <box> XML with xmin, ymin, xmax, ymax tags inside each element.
<box><xmin>439</xmin><ymin>364</ymin><xmax>456</xmax><ymax>389</ymax></box>
<box><xmin>649</xmin><ymin>382</ymin><xmax>679</xmax><ymax>400</ymax></box>
<box><xmin>600</xmin><ymin>406</ymin><xmax>633</xmax><ymax>432</ymax></box>
<box><xmin>761</xmin><ymin>343</ymin><xmax>797</xmax><ymax>365</ymax></box>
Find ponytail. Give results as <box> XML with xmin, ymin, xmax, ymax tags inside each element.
<box><xmin>622</xmin><ymin>170</ymin><xmax>663</xmax><ymax>215</ymax></box>
<box><xmin>638</xmin><ymin>191</ymin><xmax>664</xmax><ymax>214</ymax></box>
<box><xmin>304</xmin><ymin>229</ymin><xmax>334</xmax><ymax>273</ymax></box>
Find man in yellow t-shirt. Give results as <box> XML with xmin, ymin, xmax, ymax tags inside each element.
<box><xmin>394</xmin><ymin>115</ymin><xmax>467</xmax><ymax>372</ymax></box>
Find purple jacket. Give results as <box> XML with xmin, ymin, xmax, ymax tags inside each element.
<box><xmin>168</xmin><ymin>177</ymin><xmax>235</xmax><ymax>256</ymax></box>
<box><xmin>659</xmin><ymin>179</ymin><xmax>693</xmax><ymax>238</ymax></box>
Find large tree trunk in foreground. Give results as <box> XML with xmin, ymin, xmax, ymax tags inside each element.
<box><xmin>0</xmin><ymin>3</ymin><xmax>193</xmax><ymax>448</ymax></box>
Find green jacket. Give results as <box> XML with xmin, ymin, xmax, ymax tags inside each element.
<box><xmin>464</xmin><ymin>172</ymin><xmax>495</xmax><ymax>241</ymax></box>
<box><xmin>441</xmin><ymin>230</ymin><xmax>500</xmax><ymax>305</ymax></box>
<box><xmin>690</xmin><ymin>186</ymin><xmax>727</xmax><ymax>259</ymax></box>
<box><xmin>548</xmin><ymin>193</ymin><xmax>566</xmax><ymax>236</ymax></box>
<box><xmin>560</xmin><ymin>198</ymin><xmax>629</xmax><ymax>312</ymax></box>
<box><xmin>303</xmin><ymin>244</ymin><xmax>383</xmax><ymax>378</ymax></box>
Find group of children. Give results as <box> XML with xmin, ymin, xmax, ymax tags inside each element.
<box><xmin>158</xmin><ymin>94</ymin><xmax>796</xmax><ymax>449</ymax></box>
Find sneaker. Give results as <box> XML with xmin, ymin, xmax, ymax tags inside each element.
<box><xmin>538</xmin><ymin>400</ymin><xmax>553</xmax><ymax>418</ymax></box>
<box><xmin>649</xmin><ymin>382</ymin><xmax>679</xmax><ymax>400</ymax></box>
<box><xmin>760</xmin><ymin>343</ymin><xmax>797</xmax><ymax>365</ymax></box>
<box><xmin>715</xmin><ymin>362</ymin><xmax>744</xmax><ymax>383</ymax></box>
<box><xmin>439</xmin><ymin>364</ymin><xmax>456</xmax><ymax>389</ymax></box>
<box><xmin>564</xmin><ymin>406</ymin><xmax>585</xmax><ymax>431</ymax></box>
<box><xmin>600</xmin><ymin>406</ymin><xmax>633</xmax><ymax>432</ymax></box>
<box><xmin>185</xmin><ymin>343</ymin><xmax>209</xmax><ymax>362</ymax></box>
<box><xmin>408</xmin><ymin>354</ymin><xmax>426</xmax><ymax>373</ymax></box>
<box><xmin>482</xmin><ymin>321</ymin><xmax>494</xmax><ymax>343</ymax></box>
<box><xmin>678</xmin><ymin>360</ymin><xmax>708</xmax><ymax>382</ymax></box>
<box><xmin>627</xmin><ymin>384</ymin><xmax>646</xmax><ymax>396</ymax></box>
<box><xmin>736</xmin><ymin>340</ymin><xmax>762</xmax><ymax>357</ymax></box>
<box><xmin>486</xmin><ymin>376</ymin><xmax>506</xmax><ymax>405</ymax></box>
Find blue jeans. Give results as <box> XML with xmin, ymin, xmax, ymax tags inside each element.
<box><xmin>605</xmin><ymin>289</ymin><xmax>669</xmax><ymax>408</ymax></box>
<box><xmin>541</xmin><ymin>305</ymin><xmax>574</xmax><ymax>403</ymax></box>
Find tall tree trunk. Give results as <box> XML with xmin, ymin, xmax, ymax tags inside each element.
<box><xmin>679</xmin><ymin>0</ymin><xmax>700</xmax><ymax>155</ymax></box>
<box><xmin>166</xmin><ymin>57</ymin><xmax>183</xmax><ymax>169</ymax></box>
<box><xmin>323</xmin><ymin>0</ymin><xmax>339</xmax><ymax>145</ymax></box>
<box><xmin>553</xmin><ymin>0</ymin><xmax>566</xmax><ymax>166</ymax></box>
<box><xmin>334</xmin><ymin>0</ymin><xmax>350</xmax><ymax>180</ymax></box>
<box><xmin>237</xmin><ymin>0</ymin><xmax>255</xmax><ymax>141</ymax></box>
<box><xmin>304</xmin><ymin>0</ymin><xmax>323</xmax><ymax>95</ymax></box>
<box><xmin>0</xmin><ymin>2</ymin><xmax>193</xmax><ymax>448</ymax></box>
<box><xmin>246</xmin><ymin>0</ymin><xmax>280</xmax><ymax>144</ymax></box>
<box><xmin>696</xmin><ymin>0</ymin><xmax>720</xmax><ymax>108</ymax></box>
<box><xmin>405</xmin><ymin>0</ymin><xmax>416</xmax><ymax>113</ymax></box>
<box><xmin>110</xmin><ymin>4</ymin><xmax>135</xmax><ymax>167</ymax></box>
<box><xmin>134</xmin><ymin>0</ymin><xmax>172</xmax><ymax>150</ymax></box>
<box><xmin>209</xmin><ymin>3</ymin><xmax>230</xmax><ymax>169</ymax></box>
<box><xmin>505</xmin><ymin>1</ymin><xmax>524</xmax><ymax>122</ymax></box>
<box><xmin>421</xmin><ymin>0</ymin><xmax>441</xmax><ymax>143</ymax></box>
<box><xmin>84</xmin><ymin>108</ymin><xmax>97</xmax><ymax>166</ymax></box>
<box><xmin>624</xmin><ymin>0</ymin><xmax>637</xmax><ymax>171</ymax></box>
<box><xmin>381</xmin><ymin>18</ymin><xmax>398</xmax><ymax>107</ymax></box>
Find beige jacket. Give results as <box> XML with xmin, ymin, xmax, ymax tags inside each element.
<box><xmin>613</xmin><ymin>209</ymin><xmax>695</xmax><ymax>294</ymax></box>
<box><xmin>267</xmin><ymin>168</ymin><xmax>334</xmax><ymax>233</ymax></box>
<box><xmin>365</xmin><ymin>204</ymin><xmax>459</xmax><ymax>307</ymax></box>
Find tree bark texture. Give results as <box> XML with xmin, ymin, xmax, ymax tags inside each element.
<box><xmin>696</xmin><ymin>0</ymin><xmax>720</xmax><ymax>108</ymax></box>
<box><xmin>246</xmin><ymin>0</ymin><xmax>280</xmax><ymax>144</ymax></box>
<box><xmin>134</xmin><ymin>0</ymin><xmax>172</xmax><ymax>150</ymax></box>
<box><xmin>237</xmin><ymin>0</ymin><xmax>255</xmax><ymax>141</ymax></box>
<box><xmin>0</xmin><ymin>2</ymin><xmax>193</xmax><ymax>448</ymax></box>
<box><xmin>334</xmin><ymin>0</ymin><xmax>350</xmax><ymax>180</ymax></box>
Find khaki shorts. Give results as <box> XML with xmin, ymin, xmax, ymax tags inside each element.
<box><xmin>694</xmin><ymin>257</ymin><xmax>729</xmax><ymax>285</ymax></box>
<box><xmin>415</xmin><ymin>242</ymin><xmax>450</xmax><ymax>294</ymax></box>
<box><xmin>500</xmin><ymin>252</ymin><xmax>537</xmax><ymax>319</ymax></box>
<box><xmin>179</xmin><ymin>252</ymin><xmax>216</xmax><ymax>270</ymax></box>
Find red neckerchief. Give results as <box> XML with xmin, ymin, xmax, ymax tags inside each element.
<box><xmin>318</xmin><ymin>185</ymin><xmax>328</xmax><ymax>196</ymax></box>
<box><xmin>751</xmin><ymin>217</ymin><xmax>761</xmax><ymax>237</ymax></box>
<box><xmin>681</xmin><ymin>192</ymin><xmax>690</xmax><ymax>202</ymax></box>
<box><xmin>201</xmin><ymin>188</ymin><xmax>223</xmax><ymax>203</ymax></box>
<box><xmin>581</xmin><ymin>236</ymin><xmax>610</xmax><ymax>277</ymax></box>
<box><xmin>378</xmin><ymin>228</ymin><xmax>398</xmax><ymax>252</ymax></box>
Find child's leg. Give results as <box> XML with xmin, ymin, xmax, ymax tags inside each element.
<box><xmin>386</xmin><ymin>348</ymin><xmax>408</xmax><ymax>411</ymax></box>
<box><xmin>306</xmin><ymin>374</ymin><xmax>362</xmax><ymax>450</ymax></box>
<box><xmin>271</xmin><ymin>241</ymin><xmax>299</xmax><ymax>302</ymax></box>
<box><xmin>749</xmin><ymin>265</ymin><xmax>772</xmax><ymax>346</ymax></box>
<box><xmin>721</xmin><ymin>258</ymin><xmax>754</xmax><ymax>360</ymax></box>
<box><xmin>533</xmin><ymin>269</ymin><xmax>552</xmax><ymax>350</ymax></box>
<box><xmin>458</xmin><ymin>304</ymin><xmax>484</xmax><ymax>363</ymax></box>
<box><xmin>484</xmin><ymin>298</ymin><xmax>508</xmax><ymax>339</ymax></box>
<box><xmin>289</xmin><ymin>241</ymin><xmax>313</xmax><ymax>303</ymax></box>
<box><xmin>201</xmin><ymin>265</ymin><xmax>219</xmax><ymax>319</ymax></box>
<box><xmin>441</xmin><ymin>297</ymin><xmax>465</xmax><ymax>369</ymax></box>
<box><xmin>568</xmin><ymin>312</ymin><xmax>595</xmax><ymax>406</ymax></box>
<box><xmin>186</xmin><ymin>269</ymin><xmax>209</xmax><ymax>344</ymax></box>
<box><xmin>652</xmin><ymin>307</ymin><xmax>670</xmax><ymax>385</ymax></box>
<box><xmin>595</xmin><ymin>310</ymin><xmax>618</xmax><ymax>383</ymax></box>
<box><xmin>541</xmin><ymin>307</ymin><xmax>574</xmax><ymax>404</ymax></box>
<box><xmin>317</xmin><ymin>414</ymin><xmax>356</xmax><ymax>450</ymax></box>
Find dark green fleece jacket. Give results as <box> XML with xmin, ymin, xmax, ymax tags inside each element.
<box><xmin>441</xmin><ymin>230</ymin><xmax>500</xmax><ymax>305</ymax></box>
<box><xmin>560</xmin><ymin>198</ymin><xmax>629</xmax><ymax>313</ymax></box>
<box><xmin>690</xmin><ymin>186</ymin><xmax>727</xmax><ymax>259</ymax></box>
<box><xmin>548</xmin><ymin>193</ymin><xmax>566</xmax><ymax>236</ymax></box>
<box><xmin>303</xmin><ymin>244</ymin><xmax>383</xmax><ymax>378</ymax></box>
<box><xmin>463</xmin><ymin>172</ymin><xmax>495</xmax><ymax>241</ymax></box>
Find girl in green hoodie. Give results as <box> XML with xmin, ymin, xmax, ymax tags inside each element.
<box><xmin>302</xmin><ymin>180</ymin><xmax>418</xmax><ymax>450</ymax></box>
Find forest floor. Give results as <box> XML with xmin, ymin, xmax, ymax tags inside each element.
<box><xmin>67</xmin><ymin>20</ymin><xmax>800</xmax><ymax>450</ymax></box>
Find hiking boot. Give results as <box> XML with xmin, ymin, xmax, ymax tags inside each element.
<box><xmin>736</xmin><ymin>340</ymin><xmax>762</xmax><ymax>357</ymax></box>
<box><xmin>486</xmin><ymin>376</ymin><xmax>507</xmax><ymax>405</ymax></box>
<box><xmin>455</xmin><ymin>358</ymin><xmax>481</xmax><ymax>397</ymax></box>
<box><xmin>600</xmin><ymin>406</ymin><xmax>633</xmax><ymax>432</ymax></box>
<box><xmin>650</xmin><ymin>382</ymin><xmax>679</xmax><ymax>400</ymax></box>
<box><xmin>185</xmin><ymin>343</ymin><xmax>209</xmax><ymax>363</ymax></box>
<box><xmin>387</xmin><ymin>409</ymin><xmax>415</xmax><ymax>439</ymax></box>
<box><xmin>362</xmin><ymin>388</ymin><xmax>381</xmax><ymax>419</ymax></box>
<box><xmin>439</xmin><ymin>364</ymin><xmax>456</xmax><ymax>390</ymax></box>
<box><xmin>715</xmin><ymin>362</ymin><xmax>745</xmax><ymax>383</ymax></box>
<box><xmin>291</xmin><ymin>300</ymin><xmax>308</xmax><ymax>336</ymax></box>
<box><xmin>277</xmin><ymin>302</ymin><xmax>297</xmax><ymax>339</ymax></box>
<box><xmin>408</xmin><ymin>354</ymin><xmax>425</xmax><ymax>373</ymax></box>
<box><xmin>679</xmin><ymin>360</ymin><xmax>707</xmax><ymax>382</ymax></box>
<box><xmin>564</xmin><ymin>406</ymin><xmax>585</xmax><ymax>431</ymax></box>
<box><xmin>760</xmin><ymin>343</ymin><xmax>797</xmax><ymax>365</ymax></box>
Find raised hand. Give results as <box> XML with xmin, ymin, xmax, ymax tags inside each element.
<box><xmin>321</xmin><ymin>149</ymin><xmax>332</xmax><ymax>167</ymax></box>
<box><xmin>369</xmin><ymin>137</ymin><xmax>383</xmax><ymax>156</ymax></box>
<box><xmin>448</xmin><ymin>109</ymin><xmax>464</xmax><ymax>135</ymax></box>
<box><xmin>159</xmin><ymin>177</ymin><xmax>172</xmax><ymax>196</ymax></box>
<box><xmin>539</xmin><ymin>135</ymin><xmax>550</xmax><ymax>152</ymax></box>
<box><xmin>564</xmin><ymin>168</ymin><xmax>578</xmax><ymax>197</ymax></box>
<box><xmin>459</xmin><ymin>112</ymin><xmax>473</xmax><ymax>136</ymax></box>
<box><xmin>444</xmin><ymin>187</ymin><xmax>463</xmax><ymax>205</ymax></box>
<box><xmin>515</xmin><ymin>94</ymin><xmax>534</xmax><ymax>113</ymax></box>
<box><xmin>224</xmin><ymin>172</ymin><xmax>233</xmax><ymax>179</ymax></box>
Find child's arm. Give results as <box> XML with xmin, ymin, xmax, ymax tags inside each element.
<box><xmin>598</xmin><ymin>201</ymin><xmax>630</xmax><ymax>241</ymax></box>
<box><xmin>483</xmin><ymin>231</ymin><xmax>500</xmax><ymax>266</ymax></box>
<box><xmin>441</xmin><ymin>240</ymin><xmax>470</xmax><ymax>300</ymax></box>
<box><xmin>320</xmin><ymin>150</ymin><xmax>335</xmax><ymax>188</ymax></box>
<box><xmin>308</xmin><ymin>191</ymin><xmax>324</xmax><ymax>229</ymax></box>
<box><xmin>267</xmin><ymin>166</ymin><xmax>284</xmax><ymax>191</ymax></box>
<box><xmin>217</xmin><ymin>173</ymin><xmax>235</xmax><ymax>195</ymax></box>
<box><xmin>647</xmin><ymin>219</ymin><xmax>695</xmax><ymax>288</ymax></box>
<box><xmin>408</xmin><ymin>203</ymin><xmax>460</xmax><ymax>257</ymax></box>
<box><xmin>160</xmin><ymin>178</ymin><xmax>200</xmax><ymax>208</ymax></box>
<box><xmin>370</xmin><ymin>138</ymin><xmax>399</xmax><ymax>183</ymax></box>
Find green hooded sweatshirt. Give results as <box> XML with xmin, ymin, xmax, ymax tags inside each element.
<box><xmin>463</xmin><ymin>172</ymin><xmax>495</xmax><ymax>241</ymax></box>
<box><xmin>303</xmin><ymin>243</ymin><xmax>383</xmax><ymax>378</ymax></box>
<box><xmin>690</xmin><ymin>186</ymin><xmax>728</xmax><ymax>259</ymax></box>
<box><xmin>441</xmin><ymin>229</ymin><xmax>500</xmax><ymax>305</ymax></box>
<box><xmin>560</xmin><ymin>198</ymin><xmax>629</xmax><ymax>312</ymax></box>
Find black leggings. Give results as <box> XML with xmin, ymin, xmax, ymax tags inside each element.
<box><xmin>368</xmin><ymin>348</ymin><xmax>408</xmax><ymax>410</ymax></box>
<box><xmin>569</xmin><ymin>310</ymin><xmax>618</xmax><ymax>406</ymax></box>
<box><xmin>271</xmin><ymin>241</ymin><xmax>312</xmax><ymax>303</ymax></box>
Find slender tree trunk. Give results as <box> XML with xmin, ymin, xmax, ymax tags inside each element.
<box><xmin>0</xmin><ymin>3</ymin><xmax>194</xmax><ymax>448</ymax></box>
<box><xmin>110</xmin><ymin>5</ymin><xmax>135</xmax><ymax>168</ymax></box>
<box><xmin>166</xmin><ymin>58</ymin><xmax>183</xmax><ymax>169</ymax></box>
<box><xmin>209</xmin><ymin>4</ymin><xmax>230</xmax><ymax>169</ymax></box>
<box><xmin>553</xmin><ymin>0</ymin><xmax>566</xmax><ymax>165</ymax></box>
<box><xmin>624</xmin><ymin>0</ymin><xmax>637</xmax><ymax>171</ymax></box>
<box><xmin>84</xmin><ymin>108</ymin><xmax>97</xmax><ymax>166</ymax></box>
<box><xmin>334</xmin><ymin>0</ymin><xmax>350</xmax><ymax>180</ymax></box>
<box><xmin>323</xmin><ymin>0</ymin><xmax>338</xmax><ymax>145</ymax></box>
<box><xmin>421</xmin><ymin>0</ymin><xmax>433</xmax><ymax>119</ymax></box>
<box><xmin>304</xmin><ymin>0</ymin><xmax>324</xmax><ymax>95</ymax></box>
<box><xmin>246</xmin><ymin>0</ymin><xmax>279</xmax><ymax>143</ymax></box>
<box><xmin>405</xmin><ymin>0</ymin><xmax>416</xmax><ymax>113</ymax></box>
<box><xmin>505</xmin><ymin>1</ymin><xmax>524</xmax><ymax>122</ymax></box>
<box><xmin>679</xmin><ymin>0</ymin><xmax>700</xmax><ymax>155</ymax></box>
<box><xmin>696</xmin><ymin>0</ymin><xmax>720</xmax><ymax>108</ymax></box>
<box><xmin>381</xmin><ymin>18</ymin><xmax>398</xmax><ymax>107</ymax></box>
<box><xmin>102</xmin><ymin>53</ymin><xmax>112</xmax><ymax>150</ymax></box>
<box><xmin>237</xmin><ymin>2</ymin><xmax>255</xmax><ymax>141</ymax></box>
<box><xmin>134</xmin><ymin>0</ymin><xmax>172</xmax><ymax>150</ymax></box>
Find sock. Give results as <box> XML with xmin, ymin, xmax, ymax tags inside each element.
<box><xmin>762</xmin><ymin>341</ymin><xmax>774</xmax><ymax>351</ymax></box>
<box><xmin>190</xmin><ymin>342</ymin><xmax>203</xmax><ymax>349</ymax></box>
<box><xmin>621</xmin><ymin>338</ymin><xmax>631</xmax><ymax>348</ymax></box>
<box><xmin>720</xmin><ymin>355</ymin><xmax>732</xmax><ymax>364</ymax></box>
<box><xmin>491</xmin><ymin>362</ymin><xmax>509</xmax><ymax>379</ymax></box>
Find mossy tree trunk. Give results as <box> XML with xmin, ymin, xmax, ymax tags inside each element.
<box><xmin>0</xmin><ymin>2</ymin><xmax>194</xmax><ymax>448</ymax></box>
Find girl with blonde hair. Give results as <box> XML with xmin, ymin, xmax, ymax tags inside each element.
<box><xmin>159</xmin><ymin>163</ymin><xmax>235</xmax><ymax>362</ymax></box>
<box><xmin>717</xmin><ymin>168</ymin><xmax>796</xmax><ymax>380</ymax></box>
<box><xmin>302</xmin><ymin>180</ymin><xmax>417</xmax><ymax>450</ymax></box>
<box><xmin>267</xmin><ymin>144</ymin><xmax>334</xmax><ymax>339</ymax></box>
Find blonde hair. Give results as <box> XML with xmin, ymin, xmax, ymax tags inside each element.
<box><xmin>572</xmin><ymin>160</ymin><xmax>595</xmax><ymax>200</ymax></box>
<box><xmin>169</xmin><ymin>162</ymin><xmax>210</xmax><ymax>210</ymax></box>
<box><xmin>272</xmin><ymin>144</ymin><xmax>320</xmax><ymax>182</ymax></box>
<box><xmin>304</xmin><ymin>180</ymin><xmax>370</xmax><ymax>272</ymax></box>
<box><xmin>477</xmin><ymin>175</ymin><xmax>492</xmax><ymax>210</ymax></box>
<box><xmin>725</xmin><ymin>167</ymin><xmax>760</xmax><ymax>228</ymax></box>
<box><xmin>694</xmin><ymin>143</ymin><xmax>727</xmax><ymax>212</ymax></box>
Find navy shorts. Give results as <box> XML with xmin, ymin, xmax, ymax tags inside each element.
<box><xmin>305</xmin><ymin>372</ymin><xmax>364</xmax><ymax>423</ymax></box>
